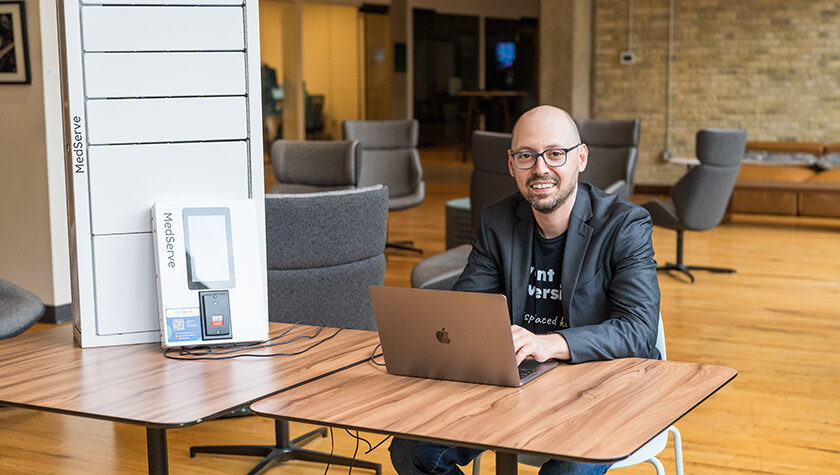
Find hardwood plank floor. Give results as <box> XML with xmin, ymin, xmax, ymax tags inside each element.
<box><xmin>2</xmin><ymin>148</ymin><xmax>838</xmax><ymax>474</ymax></box>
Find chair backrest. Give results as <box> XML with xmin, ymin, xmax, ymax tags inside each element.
<box><xmin>269</xmin><ymin>139</ymin><xmax>360</xmax><ymax>194</ymax></box>
<box><xmin>0</xmin><ymin>279</ymin><xmax>45</xmax><ymax>340</ymax></box>
<box><xmin>470</xmin><ymin>131</ymin><xmax>518</xmax><ymax>230</ymax></box>
<box><xmin>576</xmin><ymin>118</ymin><xmax>641</xmax><ymax>199</ymax></box>
<box><xmin>264</xmin><ymin>185</ymin><xmax>388</xmax><ymax>330</ymax></box>
<box><xmin>671</xmin><ymin>128</ymin><xmax>747</xmax><ymax>231</ymax></box>
<box><xmin>343</xmin><ymin>119</ymin><xmax>424</xmax><ymax>209</ymax></box>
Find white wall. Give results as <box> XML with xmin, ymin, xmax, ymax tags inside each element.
<box><xmin>0</xmin><ymin>0</ymin><xmax>70</xmax><ymax>308</ymax></box>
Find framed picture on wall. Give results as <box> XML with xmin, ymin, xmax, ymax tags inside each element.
<box><xmin>0</xmin><ymin>1</ymin><xmax>30</xmax><ymax>84</ymax></box>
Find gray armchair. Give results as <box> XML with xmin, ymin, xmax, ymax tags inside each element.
<box><xmin>189</xmin><ymin>185</ymin><xmax>388</xmax><ymax>473</ymax></box>
<box><xmin>343</xmin><ymin>119</ymin><xmax>425</xmax><ymax>253</ymax></box>
<box><xmin>642</xmin><ymin>128</ymin><xmax>747</xmax><ymax>282</ymax></box>
<box><xmin>411</xmin><ymin>131</ymin><xmax>516</xmax><ymax>290</ymax></box>
<box><xmin>0</xmin><ymin>279</ymin><xmax>45</xmax><ymax>340</ymax></box>
<box><xmin>576</xmin><ymin>118</ymin><xmax>641</xmax><ymax>200</ymax></box>
<box><xmin>268</xmin><ymin>139</ymin><xmax>360</xmax><ymax>194</ymax></box>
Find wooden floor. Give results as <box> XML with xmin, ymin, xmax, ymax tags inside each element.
<box><xmin>3</xmin><ymin>147</ymin><xmax>839</xmax><ymax>474</ymax></box>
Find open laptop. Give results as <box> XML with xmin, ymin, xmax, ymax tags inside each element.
<box><xmin>369</xmin><ymin>286</ymin><xmax>558</xmax><ymax>387</ymax></box>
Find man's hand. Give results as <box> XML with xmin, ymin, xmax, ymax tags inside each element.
<box><xmin>511</xmin><ymin>325</ymin><xmax>571</xmax><ymax>366</ymax></box>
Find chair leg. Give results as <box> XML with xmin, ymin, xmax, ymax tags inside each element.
<box><xmin>387</xmin><ymin>240</ymin><xmax>423</xmax><ymax>254</ymax></box>
<box><xmin>669</xmin><ymin>426</ymin><xmax>684</xmax><ymax>475</ymax></box>
<box><xmin>190</xmin><ymin>419</ymin><xmax>381</xmax><ymax>475</ymax></box>
<box><xmin>656</xmin><ymin>230</ymin><xmax>735</xmax><ymax>283</ymax></box>
<box><xmin>656</xmin><ymin>262</ymin><xmax>695</xmax><ymax>283</ymax></box>
<box><xmin>472</xmin><ymin>453</ymin><xmax>482</xmax><ymax>475</ymax></box>
<box><xmin>647</xmin><ymin>456</ymin><xmax>665</xmax><ymax>475</ymax></box>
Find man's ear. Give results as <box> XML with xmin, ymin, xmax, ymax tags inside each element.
<box><xmin>577</xmin><ymin>144</ymin><xmax>589</xmax><ymax>173</ymax></box>
<box><xmin>508</xmin><ymin>150</ymin><xmax>516</xmax><ymax>177</ymax></box>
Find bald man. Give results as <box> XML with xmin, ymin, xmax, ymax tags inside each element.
<box><xmin>389</xmin><ymin>106</ymin><xmax>660</xmax><ymax>475</ymax></box>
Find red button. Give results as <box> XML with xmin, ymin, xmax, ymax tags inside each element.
<box><xmin>211</xmin><ymin>315</ymin><xmax>224</xmax><ymax>327</ymax></box>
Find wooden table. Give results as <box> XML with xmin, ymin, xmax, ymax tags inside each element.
<box><xmin>458</xmin><ymin>90</ymin><xmax>526</xmax><ymax>161</ymax></box>
<box><xmin>0</xmin><ymin>323</ymin><xmax>378</xmax><ymax>474</ymax></box>
<box><xmin>252</xmin><ymin>355</ymin><xmax>736</xmax><ymax>474</ymax></box>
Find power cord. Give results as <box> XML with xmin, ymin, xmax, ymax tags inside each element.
<box><xmin>323</xmin><ymin>426</ymin><xmax>334</xmax><ymax>475</ymax></box>
<box><xmin>343</xmin><ymin>428</ymin><xmax>392</xmax><ymax>473</ymax></box>
<box><xmin>162</xmin><ymin>324</ymin><xmax>343</xmax><ymax>360</ymax></box>
<box><xmin>370</xmin><ymin>343</ymin><xmax>385</xmax><ymax>367</ymax></box>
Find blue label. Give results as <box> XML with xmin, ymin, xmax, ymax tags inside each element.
<box><xmin>166</xmin><ymin>313</ymin><xmax>202</xmax><ymax>343</ymax></box>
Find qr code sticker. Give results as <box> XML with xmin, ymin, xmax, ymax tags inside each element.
<box><xmin>172</xmin><ymin>319</ymin><xmax>185</xmax><ymax>331</ymax></box>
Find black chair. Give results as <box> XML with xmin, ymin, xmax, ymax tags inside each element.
<box><xmin>305</xmin><ymin>94</ymin><xmax>325</xmax><ymax>139</ymax></box>
<box><xmin>0</xmin><ymin>278</ymin><xmax>45</xmax><ymax>340</ymax></box>
<box><xmin>642</xmin><ymin>128</ymin><xmax>747</xmax><ymax>283</ymax></box>
<box><xmin>189</xmin><ymin>186</ymin><xmax>388</xmax><ymax>474</ymax></box>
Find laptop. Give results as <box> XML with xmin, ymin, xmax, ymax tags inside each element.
<box><xmin>369</xmin><ymin>286</ymin><xmax>558</xmax><ymax>387</ymax></box>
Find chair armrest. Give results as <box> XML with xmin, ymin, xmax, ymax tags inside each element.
<box><xmin>604</xmin><ymin>179</ymin><xmax>629</xmax><ymax>199</ymax></box>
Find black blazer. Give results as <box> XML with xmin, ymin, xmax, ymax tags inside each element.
<box><xmin>453</xmin><ymin>183</ymin><xmax>661</xmax><ymax>363</ymax></box>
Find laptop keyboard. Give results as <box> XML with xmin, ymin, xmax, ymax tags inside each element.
<box><xmin>518</xmin><ymin>367</ymin><xmax>535</xmax><ymax>379</ymax></box>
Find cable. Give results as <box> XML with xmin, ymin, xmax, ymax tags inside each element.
<box><xmin>323</xmin><ymin>427</ymin><xmax>334</xmax><ymax>475</ymax></box>
<box><xmin>370</xmin><ymin>343</ymin><xmax>385</xmax><ymax>366</ymax></box>
<box><xmin>345</xmin><ymin>428</ymin><xmax>373</xmax><ymax>453</ymax></box>
<box><xmin>162</xmin><ymin>325</ymin><xmax>343</xmax><ymax>360</ymax></box>
<box><xmin>174</xmin><ymin>323</ymin><xmax>312</xmax><ymax>355</ymax></box>
<box><xmin>365</xmin><ymin>435</ymin><xmax>392</xmax><ymax>455</ymax></box>
<box><xmin>343</xmin><ymin>428</ymin><xmax>391</xmax><ymax>455</ymax></box>
<box><xmin>349</xmin><ymin>430</ymin><xmax>360</xmax><ymax>474</ymax></box>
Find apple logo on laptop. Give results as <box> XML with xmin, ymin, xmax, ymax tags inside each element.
<box><xmin>435</xmin><ymin>328</ymin><xmax>451</xmax><ymax>344</ymax></box>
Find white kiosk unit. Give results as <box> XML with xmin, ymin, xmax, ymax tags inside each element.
<box><xmin>58</xmin><ymin>0</ymin><xmax>266</xmax><ymax>347</ymax></box>
<box><xmin>152</xmin><ymin>200</ymin><xmax>267</xmax><ymax>348</ymax></box>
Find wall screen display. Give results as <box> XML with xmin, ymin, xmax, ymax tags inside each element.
<box><xmin>183</xmin><ymin>208</ymin><xmax>235</xmax><ymax>290</ymax></box>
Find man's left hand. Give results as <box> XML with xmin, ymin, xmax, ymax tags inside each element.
<box><xmin>511</xmin><ymin>325</ymin><xmax>571</xmax><ymax>366</ymax></box>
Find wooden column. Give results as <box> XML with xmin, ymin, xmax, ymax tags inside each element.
<box><xmin>281</xmin><ymin>0</ymin><xmax>305</xmax><ymax>139</ymax></box>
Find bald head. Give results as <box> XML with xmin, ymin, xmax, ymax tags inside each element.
<box><xmin>511</xmin><ymin>105</ymin><xmax>580</xmax><ymax>151</ymax></box>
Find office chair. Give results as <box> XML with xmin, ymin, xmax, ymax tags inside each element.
<box><xmin>305</xmin><ymin>94</ymin><xmax>325</xmax><ymax>139</ymax></box>
<box><xmin>411</xmin><ymin>130</ymin><xmax>516</xmax><ymax>290</ymax></box>
<box><xmin>268</xmin><ymin>139</ymin><xmax>360</xmax><ymax>194</ymax></box>
<box><xmin>0</xmin><ymin>278</ymin><xmax>45</xmax><ymax>340</ymax></box>
<box><xmin>473</xmin><ymin>315</ymin><xmax>684</xmax><ymax>475</ymax></box>
<box><xmin>642</xmin><ymin>128</ymin><xmax>747</xmax><ymax>283</ymax></box>
<box><xmin>576</xmin><ymin>118</ymin><xmax>641</xmax><ymax>200</ymax></box>
<box><xmin>189</xmin><ymin>186</ymin><xmax>388</xmax><ymax>474</ymax></box>
<box><xmin>343</xmin><ymin>119</ymin><xmax>425</xmax><ymax>253</ymax></box>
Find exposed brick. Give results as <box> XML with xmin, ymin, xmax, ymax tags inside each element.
<box><xmin>592</xmin><ymin>0</ymin><xmax>840</xmax><ymax>185</ymax></box>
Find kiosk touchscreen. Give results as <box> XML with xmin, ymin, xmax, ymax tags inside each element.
<box><xmin>152</xmin><ymin>199</ymin><xmax>268</xmax><ymax>348</ymax></box>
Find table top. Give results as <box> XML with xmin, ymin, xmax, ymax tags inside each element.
<box><xmin>252</xmin><ymin>356</ymin><xmax>736</xmax><ymax>463</ymax></box>
<box><xmin>0</xmin><ymin>324</ymin><xmax>378</xmax><ymax>428</ymax></box>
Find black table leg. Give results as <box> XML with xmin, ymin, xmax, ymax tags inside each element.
<box><xmin>495</xmin><ymin>451</ymin><xmax>518</xmax><ymax>475</ymax></box>
<box><xmin>147</xmin><ymin>427</ymin><xmax>169</xmax><ymax>475</ymax></box>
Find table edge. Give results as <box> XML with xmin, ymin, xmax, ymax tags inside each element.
<box><xmin>251</xmin><ymin>366</ymin><xmax>738</xmax><ymax>463</ymax></box>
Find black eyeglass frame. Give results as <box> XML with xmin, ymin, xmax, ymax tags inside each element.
<box><xmin>509</xmin><ymin>143</ymin><xmax>583</xmax><ymax>170</ymax></box>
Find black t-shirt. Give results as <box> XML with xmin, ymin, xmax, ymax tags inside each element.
<box><xmin>516</xmin><ymin>230</ymin><xmax>569</xmax><ymax>334</ymax></box>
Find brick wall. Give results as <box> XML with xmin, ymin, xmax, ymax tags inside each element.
<box><xmin>592</xmin><ymin>0</ymin><xmax>840</xmax><ymax>185</ymax></box>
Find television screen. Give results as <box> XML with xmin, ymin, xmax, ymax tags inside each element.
<box><xmin>495</xmin><ymin>41</ymin><xmax>515</xmax><ymax>70</ymax></box>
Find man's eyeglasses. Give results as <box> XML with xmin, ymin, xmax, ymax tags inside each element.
<box><xmin>509</xmin><ymin>143</ymin><xmax>583</xmax><ymax>170</ymax></box>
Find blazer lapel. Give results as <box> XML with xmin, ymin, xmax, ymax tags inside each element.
<box><xmin>561</xmin><ymin>187</ymin><xmax>593</xmax><ymax>324</ymax></box>
<box><xmin>509</xmin><ymin>199</ymin><xmax>534</xmax><ymax>322</ymax></box>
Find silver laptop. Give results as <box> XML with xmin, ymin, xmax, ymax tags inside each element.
<box><xmin>369</xmin><ymin>286</ymin><xmax>558</xmax><ymax>387</ymax></box>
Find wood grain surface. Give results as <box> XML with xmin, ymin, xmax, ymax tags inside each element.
<box><xmin>252</xmin><ymin>357</ymin><xmax>736</xmax><ymax>463</ymax></box>
<box><xmin>2</xmin><ymin>148</ymin><xmax>839</xmax><ymax>473</ymax></box>
<box><xmin>0</xmin><ymin>323</ymin><xmax>377</xmax><ymax>427</ymax></box>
